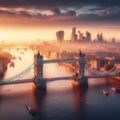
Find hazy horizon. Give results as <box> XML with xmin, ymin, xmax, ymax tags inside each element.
<box><xmin>0</xmin><ymin>0</ymin><xmax>120</xmax><ymax>41</ymax></box>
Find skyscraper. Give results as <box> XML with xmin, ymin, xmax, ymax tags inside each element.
<box><xmin>86</xmin><ymin>31</ymin><xmax>91</xmax><ymax>42</ymax></box>
<box><xmin>71</xmin><ymin>27</ymin><xmax>78</xmax><ymax>42</ymax></box>
<box><xmin>78</xmin><ymin>31</ymin><xmax>83</xmax><ymax>41</ymax></box>
<box><xmin>97</xmin><ymin>33</ymin><xmax>103</xmax><ymax>42</ymax></box>
<box><xmin>56</xmin><ymin>30</ymin><xmax>64</xmax><ymax>42</ymax></box>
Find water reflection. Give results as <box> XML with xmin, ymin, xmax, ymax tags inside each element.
<box><xmin>106</xmin><ymin>78</ymin><xmax>120</xmax><ymax>88</ymax></box>
<box><xmin>72</xmin><ymin>86</ymin><xmax>88</xmax><ymax>120</ymax></box>
<box><xmin>1</xmin><ymin>50</ymin><xmax>120</xmax><ymax>120</ymax></box>
<box><xmin>0</xmin><ymin>83</ymin><xmax>32</xmax><ymax>120</ymax></box>
<box><xmin>3</xmin><ymin>49</ymin><xmax>34</xmax><ymax>79</ymax></box>
<box><xmin>31</xmin><ymin>84</ymin><xmax>46</xmax><ymax>112</ymax></box>
<box><xmin>30</xmin><ymin>86</ymin><xmax>46</xmax><ymax>120</ymax></box>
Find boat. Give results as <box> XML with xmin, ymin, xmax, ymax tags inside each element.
<box><xmin>18</xmin><ymin>56</ymin><xmax>22</xmax><ymax>60</ymax></box>
<box><xmin>101</xmin><ymin>90</ymin><xmax>109</xmax><ymax>96</ymax></box>
<box><xmin>111</xmin><ymin>87</ymin><xmax>117</xmax><ymax>93</ymax></box>
<box><xmin>111</xmin><ymin>87</ymin><xmax>120</xmax><ymax>93</ymax></box>
<box><xmin>10</xmin><ymin>61</ymin><xmax>15</xmax><ymax>67</ymax></box>
<box><xmin>25</xmin><ymin>105</ymin><xmax>36</xmax><ymax>116</ymax></box>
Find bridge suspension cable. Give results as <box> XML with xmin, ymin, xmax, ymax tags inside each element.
<box><xmin>1</xmin><ymin>63</ymin><xmax>34</xmax><ymax>82</ymax></box>
<box><xmin>85</xmin><ymin>64</ymin><xmax>120</xmax><ymax>77</ymax></box>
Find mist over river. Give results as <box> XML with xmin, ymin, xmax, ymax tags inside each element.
<box><xmin>0</xmin><ymin>49</ymin><xmax>120</xmax><ymax>120</ymax></box>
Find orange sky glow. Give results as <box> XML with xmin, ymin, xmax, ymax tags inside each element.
<box><xmin>0</xmin><ymin>4</ymin><xmax>120</xmax><ymax>42</ymax></box>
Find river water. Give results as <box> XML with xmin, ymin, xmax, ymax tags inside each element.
<box><xmin>0</xmin><ymin>49</ymin><xmax>120</xmax><ymax>120</ymax></box>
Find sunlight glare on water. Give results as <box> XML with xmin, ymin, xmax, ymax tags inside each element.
<box><xmin>4</xmin><ymin>49</ymin><xmax>34</xmax><ymax>79</ymax></box>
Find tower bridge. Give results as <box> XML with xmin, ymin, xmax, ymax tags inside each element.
<box><xmin>0</xmin><ymin>51</ymin><xmax>120</xmax><ymax>90</ymax></box>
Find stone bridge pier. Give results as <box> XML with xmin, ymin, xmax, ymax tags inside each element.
<box><xmin>34</xmin><ymin>52</ymin><xmax>46</xmax><ymax>90</ymax></box>
<box><xmin>78</xmin><ymin>51</ymin><xmax>88</xmax><ymax>86</ymax></box>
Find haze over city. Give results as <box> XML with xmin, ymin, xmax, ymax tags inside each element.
<box><xmin>0</xmin><ymin>0</ymin><xmax>120</xmax><ymax>41</ymax></box>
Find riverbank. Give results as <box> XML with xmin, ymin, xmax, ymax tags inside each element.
<box><xmin>0</xmin><ymin>50</ymin><xmax>12</xmax><ymax>79</ymax></box>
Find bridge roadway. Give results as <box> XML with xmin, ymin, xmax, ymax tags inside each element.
<box><xmin>0</xmin><ymin>77</ymin><xmax>74</xmax><ymax>85</ymax></box>
<box><xmin>0</xmin><ymin>73</ymin><xmax>120</xmax><ymax>86</ymax></box>
<box><xmin>88</xmin><ymin>74</ymin><xmax>120</xmax><ymax>78</ymax></box>
<box><xmin>1</xmin><ymin>73</ymin><xmax>120</xmax><ymax>86</ymax></box>
<box><xmin>0</xmin><ymin>78</ymin><xmax>33</xmax><ymax>85</ymax></box>
<box><xmin>43</xmin><ymin>59</ymin><xmax>80</xmax><ymax>64</ymax></box>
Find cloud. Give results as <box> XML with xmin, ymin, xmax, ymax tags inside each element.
<box><xmin>0</xmin><ymin>0</ymin><xmax>120</xmax><ymax>8</ymax></box>
<box><xmin>0</xmin><ymin>9</ymin><xmax>15</xmax><ymax>15</ymax></box>
<box><xmin>50</xmin><ymin>8</ymin><xmax>61</xmax><ymax>15</ymax></box>
<box><xmin>98</xmin><ymin>8</ymin><xmax>112</xmax><ymax>16</ymax></box>
<box><xmin>0</xmin><ymin>0</ymin><xmax>120</xmax><ymax>24</ymax></box>
<box><xmin>66</xmin><ymin>10</ymin><xmax>76</xmax><ymax>16</ymax></box>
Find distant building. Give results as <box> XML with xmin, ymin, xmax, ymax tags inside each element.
<box><xmin>97</xmin><ymin>33</ymin><xmax>103</xmax><ymax>42</ymax></box>
<box><xmin>72</xmin><ymin>27</ymin><xmax>76</xmax><ymax>35</ymax></box>
<box><xmin>71</xmin><ymin>27</ymin><xmax>78</xmax><ymax>42</ymax></box>
<box><xmin>56</xmin><ymin>31</ymin><xmax>64</xmax><ymax>42</ymax></box>
<box><xmin>112</xmin><ymin>38</ymin><xmax>115</xmax><ymax>43</ymax></box>
<box><xmin>78</xmin><ymin>31</ymin><xmax>83</xmax><ymax>41</ymax></box>
<box><xmin>86</xmin><ymin>31</ymin><xmax>91</xmax><ymax>42</ymax></box>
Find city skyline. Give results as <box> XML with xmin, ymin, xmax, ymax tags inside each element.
<box><xmin>0</xmin><ymin>0</ymin><xmax>120</xmax><ymax>41</ymax></box>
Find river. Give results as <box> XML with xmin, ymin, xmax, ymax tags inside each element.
<box><xmin>0</xmin><ymin>49</ymin><xmax>120</xmax><ymax>120</ymax></box>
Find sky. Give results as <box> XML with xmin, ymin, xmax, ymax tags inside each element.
<box><xmin>0</xmin><ymin>0</ymin><xmax>120</xmax><ymax>41</ymax></box>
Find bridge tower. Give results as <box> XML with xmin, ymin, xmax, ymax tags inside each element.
<box><xmin>79</xmin><ymin>51</ymin><xmax>88</xmax><ymax>86</ymax></box>
<box><xmin>34</xmin><ymin>52</ymin><xmax>46</xmax><ymax>90</ymax></box>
